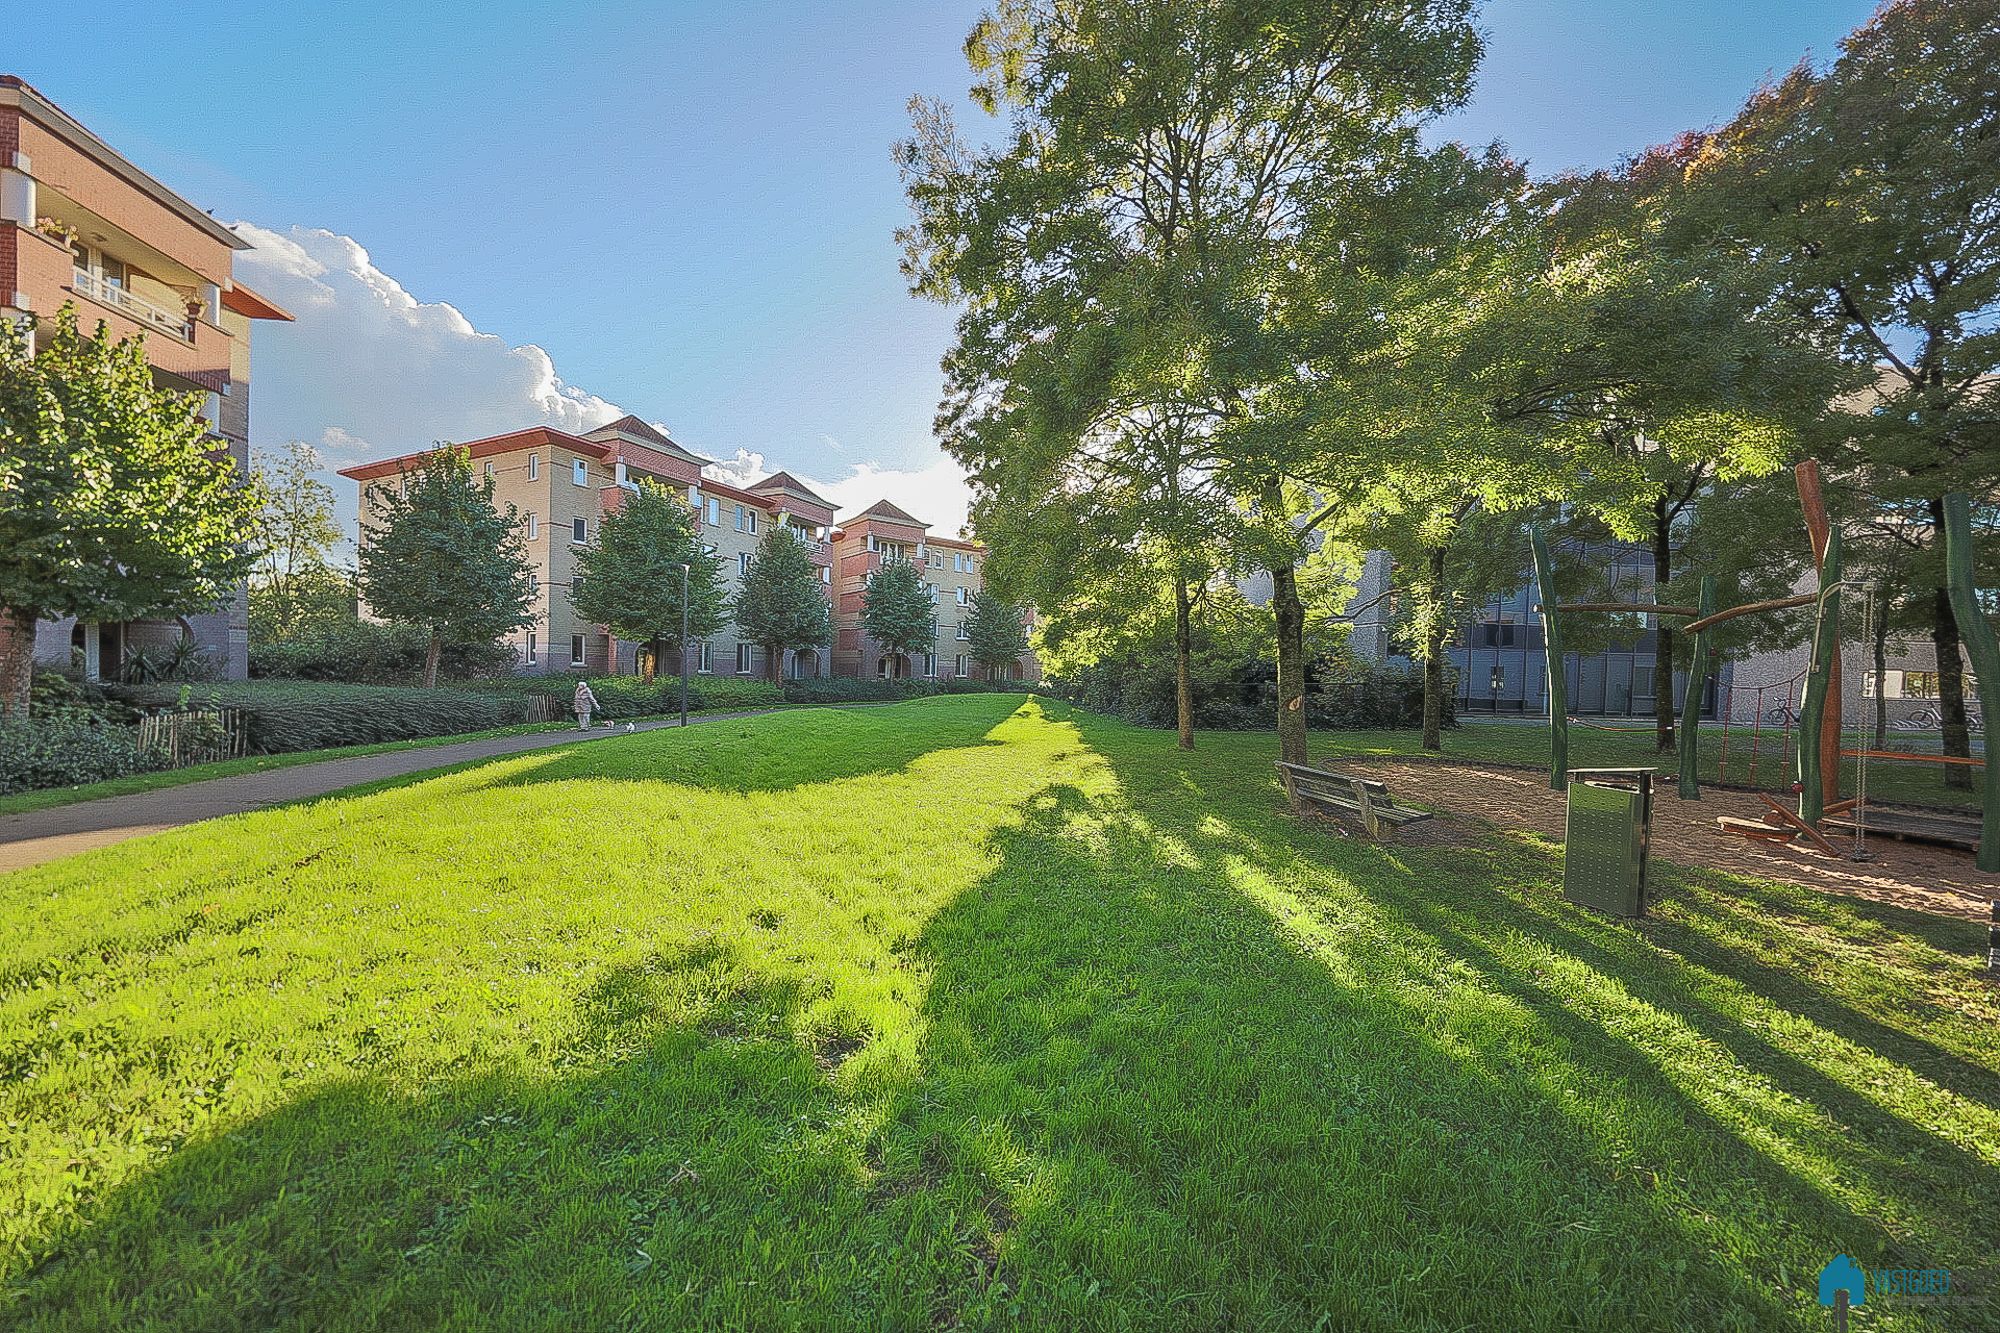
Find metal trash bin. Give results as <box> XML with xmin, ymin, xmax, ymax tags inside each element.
<box><xmin>1563</xmin><ymin>767</ymin><xmax>1654</xmax><ymax>917</ymax></box>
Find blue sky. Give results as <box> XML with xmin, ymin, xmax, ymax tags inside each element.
<box><xmin>9</xmin><ymin>0</ymin><xmax>1878</xmax><ymax>531</ymax></box>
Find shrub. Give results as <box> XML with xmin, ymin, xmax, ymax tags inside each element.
<box><xmin>468</xmin><ymin>674</ymin><xmax>786</xmax><ymax>718</ymax></box>
<box><xmin>778</xmin><ymin>677</ymin><xmax>1022</xmax><ymax>705</ymax></box>
<box><xmin>0</xmin><ymin>716</ymin><xmax>165</xmax><ymax>795</ymax></box>
<box><xmin>250</xmin><ymin>621</ymin><xmax>517</xmax><ymax>685</ymax></box>
<box><xmin>109</xmin><ymin>681</ymin><xmax>526</xmax><ymax>755</ymax></box>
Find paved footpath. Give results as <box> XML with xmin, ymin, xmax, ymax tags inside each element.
<box><xmin>0</xmin><ymin>710</ymin><xmax>779</xmax><ymax>875</ymax></box>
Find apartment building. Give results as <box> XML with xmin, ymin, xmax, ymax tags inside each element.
<box><xmin>340</xmin><ymin>416</ymin><xmax>838</xmax><ymax>679</ymax></box>
<box><xmin>3</xmin><ymin>75</ymin><xmax>293</xmax><ymax>680</ymax></box>
<box><xmin>830</xmin><ymin>500</ymin><xmax>1039</xmax><ymax>682</ymax></box>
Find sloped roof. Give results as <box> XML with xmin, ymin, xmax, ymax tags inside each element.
<box><xmin>749</xmin><ymin>470</ymin><xmax>834</xmax><ymax>509</ymax></box>
<box><xmin>854</xmin><ymin>497</ymin><xmax>926</xmax><ymax>528</ymax></box>
<box><xmin>593</xmin><ymin>413</ymin><xmax>674</xmax><ymax>446</ymax></box>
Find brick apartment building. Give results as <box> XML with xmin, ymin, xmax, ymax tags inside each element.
<box><xmin>342</xmin><ymin>416</ymin><xmax>838</xmax><ymax>679</ymax></box>
<box><xmin>830</xmin><ymin>499</ymin><xmax>1038</xmax><ymax>682</ymax></box>
<box><xmin>342</xmin><ymin>424</ymin><xmax>1039</xmax><ymax>684</ymax></box>
<box><xmin>3</xmin><ymin>75</ymin><xmax>292</xmax><ymax>681</ymax></box>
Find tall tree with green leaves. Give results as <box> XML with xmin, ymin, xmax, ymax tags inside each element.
<box><xmin>357</xmin><ymin>447</ymin><xmax>536</xmax><ymax>688</ymax></box>
<box><xmin>734</xmin><ymin>525</ymin><xmax>833</xmax><ymax>683</ymax></box>
<box><xmin>899</xmin><ymin>0</ymin><xmax>1482</xmax><ymax>752</ymax></box>
<box><xmin>963</xmin><ymin>589</ymin><xmax>1030</xmax><ymax>681</ymax></box>
<box><xmin>0</xmin><ymin>306</ymin><xmax>260</xmax><ymax>715</ymax></box>
<box><xmin>1672</xmin><ymin>0</ymin><xmax>2000</xmax><ymax>783</ymax></box>
<box><xmin>860</xmin><ymin>559</ymin><xmax>937</xmax><ymax>676</ymax></box>
<box><xmin>249</xmin><ymin>440</ymin><xmax>344</xmax><ymax>643</ymax></box>
<box><xmin>570</xmin><ymin>482</ymin><xmax>727</xmax><ymax>682</ymax></box>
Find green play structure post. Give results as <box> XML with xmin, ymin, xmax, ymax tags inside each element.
<box><xmin>1530</xmin><ymin>528</ymin><xmax>1567</xmax><ymax>790</ymax></box>
<box><xmin>1941</xmin><ymin>492</ymin><xmax>2000</xmax><ymax>872</ymax></box>
<box><xmin>1677</xmin><ymin>574</ymin><xmax>1717</xmax><ymax>801</ymax></box>
<box><xmin>1795</xmin><ymin>530</ymin><xmax>1842</xmax><ymax>828</ymax></box>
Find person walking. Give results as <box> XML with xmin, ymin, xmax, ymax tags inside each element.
<box><xmin>572</xmin><ymin>678</ymin><xmax>601</xmax><ymax>731</ymax></box>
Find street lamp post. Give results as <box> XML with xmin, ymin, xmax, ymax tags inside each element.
<box><xmin>678</xmin><ymin>562</ymin><xmax>690</xmax><ymax>728</ymax></box>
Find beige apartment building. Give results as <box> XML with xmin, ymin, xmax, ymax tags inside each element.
<box><xmin>831</xmin><ymin>500</ymin><xmax>1039</xmax><ymax>682</ymax></box>
<box><xmin>341</xmin><ymin>416</ymin><xmax>838</xmax><ymax>679</ymax></box>
<box><xmin>4</xmin><ymin>75</ymin><xmax>293</xmax><ymax>680</ymax></box>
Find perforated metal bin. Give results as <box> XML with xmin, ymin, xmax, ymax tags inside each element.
<box><xmin>1562</xmin><ymin>767</ymin><xmax>1654</xmax><ymax>917</ymax></box>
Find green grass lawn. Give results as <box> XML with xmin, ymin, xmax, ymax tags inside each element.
<box><xmin>1328</xmin><ymin>720</ymin><xmax>1985</xmax><ymax>812</ymax></box>
<box><xmin>0</xmin><ymin>704</ymin><xmax>797</xmax><ymax>820</ymax></box>
<box><xmin>2</xmin><ymin>696</ymin><xmax>1994</xmax><ymax>1330</ymax></box>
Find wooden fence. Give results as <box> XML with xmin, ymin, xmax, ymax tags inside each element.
<box><xmin>137</xmin><ymin>707</ymin><xmax>249</xmax><ymax>768</ymax></box>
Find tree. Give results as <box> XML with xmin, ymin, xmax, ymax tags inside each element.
<box><xmin>860</xmin><ymin>559</ymin><xmax>937</xmax><ymax>676</ymax></box>
<box><xmin>1675</xmin><ymin>0</ymin><xmax>2000</xmax><ymax>783</ymax></box>
<box><xmin>734</xmin><ymin>525</ymin><xmax>832</xmax><ymax>683</ymax></box>
<box><xmin>963</xmin><ymin>589</ymin><xmax>1029</xmax><ymax>680</ymax></box>
<box><xmin>899</xmin><ymin>0</ymin><xmax>1482</xmax><ymax>752</ymax></box>
<box><xmin>357</xmin><ymin>447</ymin><xmax>536</xmax><ymax>688</ymax></box>
<box><xmin>570</xmin><ymin>481</ymin><xmax>727</xmax><ymax>682</ymax></box>
<box><xmin>249</xmin><ymin>440</ymin><xmax>344</xmax><ymax>643</ymax></box>
<box><xmin>0</xmin><ymin>306</ymin><xmax>259</xmax><ymax>715</ymax></box>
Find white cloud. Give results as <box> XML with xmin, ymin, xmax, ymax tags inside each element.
<box><xmin>232</xmin><ymin>221</ymin><xmax>973</xmax><ymax>545</ymax></box>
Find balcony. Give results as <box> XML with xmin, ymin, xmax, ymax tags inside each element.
<box><xmin>72</xmin><ymin>266</ymin><xmax>195</xmax><ymax>342</ymax></box>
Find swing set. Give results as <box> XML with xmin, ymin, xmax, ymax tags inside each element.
<box><xmin>1530</xmin><ymin>463</ymin><xmax>2000</xmax><ymax>872</ymax></box>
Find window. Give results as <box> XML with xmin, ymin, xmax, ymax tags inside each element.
<box><xmin>1903</xmin><ymin>671</ymin><xmax>1940</xmax><ymax>699</ymax></box>
<box><xmin>955</xmin><ymin>621</ymin><xmax>969</xmax><ymax>640</ymax></box>
<box><xmin>1479</xmin><ymin>621</ymin><xmax>1516</xmax><ymax>648</ymax></box>
<box><xmin>821</xmin><ymin>566</ymin><xmax>831</xmax><ymax>584</ymax></box>
<box><xmin>572</xmin><ymin>516</ymin><xmax>587</xmax><ymax>544</ymax></box>
<box><xmin>569</xmin><ymin>575</ymin><xmax>583</xmax><ymax>603</ymax></box>
<box><xmin>747</xmin><ymin>509</ymin><xmax>758</xmax><ymax>534</ymax></box>
<box><xmin>527</xmin><ymin>453</ymin><xmax>539</xmax><ymax>480</ymax></box>
<box><xmin>1862</xmin><ymin>670</ymin><xmax>1904</xmax><ymax>699</ymax></box>
<box><xmin>736</xmin><ymin>643</ymin><xmax>753</xmax><ymax>674</ymax></box>
<box><xmin>572</xmin><ymin>456</ymin><xmax>589</xmax><ymax>486</ymax></box>
<box><xmin>734</xmin><ymin>504</ymin><xmax>747</xmax><ymax>532</ymax></box>
<box><xmin>702</xmin><ymin>543</ymin><xmax>716</xmax><ymax>557</ymax></box>
<box><xmin>956</xmin><ymin>586</ymin><xmax>969</xmax><ymax>606</ymax></box>
<box><xmin>955</xmin><ymin>654</ymin><xmax>967</xmax><ymax>678</ymax></box>
<box><xmin>922</xmin><ymin>651</ymin><xmax>936</xmax><ymax>677</ymax></box>
<box><xmin>693</xmin><ymin>641</ymin><xmax>713</xmax><ymax>673</ymax></box>
<box><xmin>483</xmin><ymin>460</ymin><xmax>494</xmax><ymax>481</ymax></box>
<box><xmin>529</xmin><ymin>571</ymin><xmax>540</xmax><ymax>596</ymax></box>
<box><xmin>930</xmin><ymin>550</ymin><xmax>943</xmax><ymax>568</ymax></box>
<box><xmin>570</xmin><ymin>634</ymin><xmax>586</xmax><ymax>667</ymax></box>
<box><xmin>526</xmin><ymin>631</ymin><xmax>536</xmax><ymax>666</ymax></box>
<box><xmin>739</xmin><ymin>552</ymin><xmax>752</xmax><ymax>577</ymax></box>
<box><xmin>706</xmin><ymin>497</ymin><xmax>721</xmax><ymax>526</ymax></box>
<box><xmin>525</xmin><ymin>511</ymin><xmax>538</xmax><ymax>541</ymax></box>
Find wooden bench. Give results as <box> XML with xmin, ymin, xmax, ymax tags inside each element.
<box><xmin>1276</xmin><ymin>762</ymin><xmax>1435</xmax><ymax>840</ymax></box>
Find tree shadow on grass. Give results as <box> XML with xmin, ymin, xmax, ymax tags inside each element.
<box><xmin>12</xmin><ymin>705</ymin><xmax>1995</xmax><ymax>1331</ymax></box>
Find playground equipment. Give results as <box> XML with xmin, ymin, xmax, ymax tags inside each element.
<box><xmin>1531</xmin><ymin>466</ymin><xmax>1998</xmax><ymax>867</ymax></box>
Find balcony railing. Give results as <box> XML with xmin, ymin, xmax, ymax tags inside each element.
<box><xmin>72</xmin><ymin>268</ymin><xmax>196</xmax><ymax>342</ymax></box>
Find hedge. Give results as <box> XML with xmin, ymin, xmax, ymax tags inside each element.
<box><xmin>109</xmin><ymin>682</ymin><xmax>527</xmax><ymax>755</ymax></box>
<box><xmin>0</xmin><ymin>716</ymin><xmax>166</xmax><ymax>795</ymax></box>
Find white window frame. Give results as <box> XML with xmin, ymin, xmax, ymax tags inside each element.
<box><xmin>706</xmin><ymin>497</ymin><xmax>721</xmax><ymax>526</ymax></box>
<box><xmin>734</xmin><ymin>504</ymin><xmax>747</xmax><ymax>532</ymax></box>
<box><xmin>739</xmin><ymin>552</ymin><xmax>752</xmax><ymax>577</ymax></box>
<box><xmin>922</xmin><ymin>651</ymin><xmax>936</xmax><ymax>677</ymax></box>
<box><xmin>736</xmin><ymin>643</ymin><xmax>754</xmax><ymax>675</ymax></box>
<box><xmin>821</xmin><ymin>566</ymin><xmax>831</xmax><ymax>584</ymax></box>
<box><xmin>483</xmin><ymin>460</ymin><xmax>494</xmax><ymax>481</ymax></box>
<box><xmin>956</xmin><ymin>586</ymin><xmax>969</xmax><ymax>606</ymax></box>
<box><xmin>571</xmin><ymin>516</ymin><xmax>587</xmax><ymax>544</ymax></box>
<box><xmin>527</xmin><ymin>452</ymin><xmax>539</xmax><ymax>480</ymax></box>
<box><xmin>694</xmin><ymin>640</ymin><xmax>713</xmax><ymax>674</ymax></box>
<box><xmin>955</xmin><ymin>621</ymin><xmax>969</xmax><ymax>640</ymax></box>
<box><xmin>526</xmin><ymin>631</ymin><xmax>536</xmax><ymax>666</ymax></box>
<box><xmin>955</xmin><ymin>653</ymin><xmax>967</xmax><ymax>678</ymax></box>
<box><xmin>570</xmin><ymin>634</ymin><xmax>586</xmax><ymax>668</ymax></box>
<box><xmin>747</xmin><ymin>509</ymin><xmax>758</xmax><ymax>534</ymax></box>
<box><xmin>525</xmin><ymin>511</ymin><xmax>538</xmax><ymax>541</ymax></box>
<box><xmin>572</xmin><ymin>456</ymin><xmax>589</xmax><ymax>487</ymax></box>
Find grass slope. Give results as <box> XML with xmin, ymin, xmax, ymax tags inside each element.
<box><xmin>1</xmin><ymin>697</ymin><xmax>1994</xmax><ymax>1331</ymax></box>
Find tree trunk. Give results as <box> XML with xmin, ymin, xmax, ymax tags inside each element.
<box><xmin>1272</xmin><ymin>562</ymin><xmax>1307</xmax><ymax>766</ymax></box>
<box><xmin>422</xmin><ymin>630</ymin><xmax>442</xmax><ymax>689</ymax></box>
<box><xmin>1872</xmin><ymin>602</ymin><xmax>1889</xmax><ymax>751</ymax></box>
<box><xmin>1422</xmin><ymin>545</ymin><xmax>1446</xmax><ymax>752</ymax></box>
<box><xmin>1651</xmin><ymin>496</ymin><xmax>1677</xmax><ymax>754</ymax></box>
<box><xmin>1931</xmin><ymin>580</ymin><xmax>1974</xmax><ymax>791</ymax></box>
<box><xmin>0</xmin><ymin>607</ymin><xmax>36</xmax><ymax>718</ymax></box>
<box><xmin>1173</xmin><ymin>576</ymin><xmax>1194</xmax><ymax>750</ymax></box>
